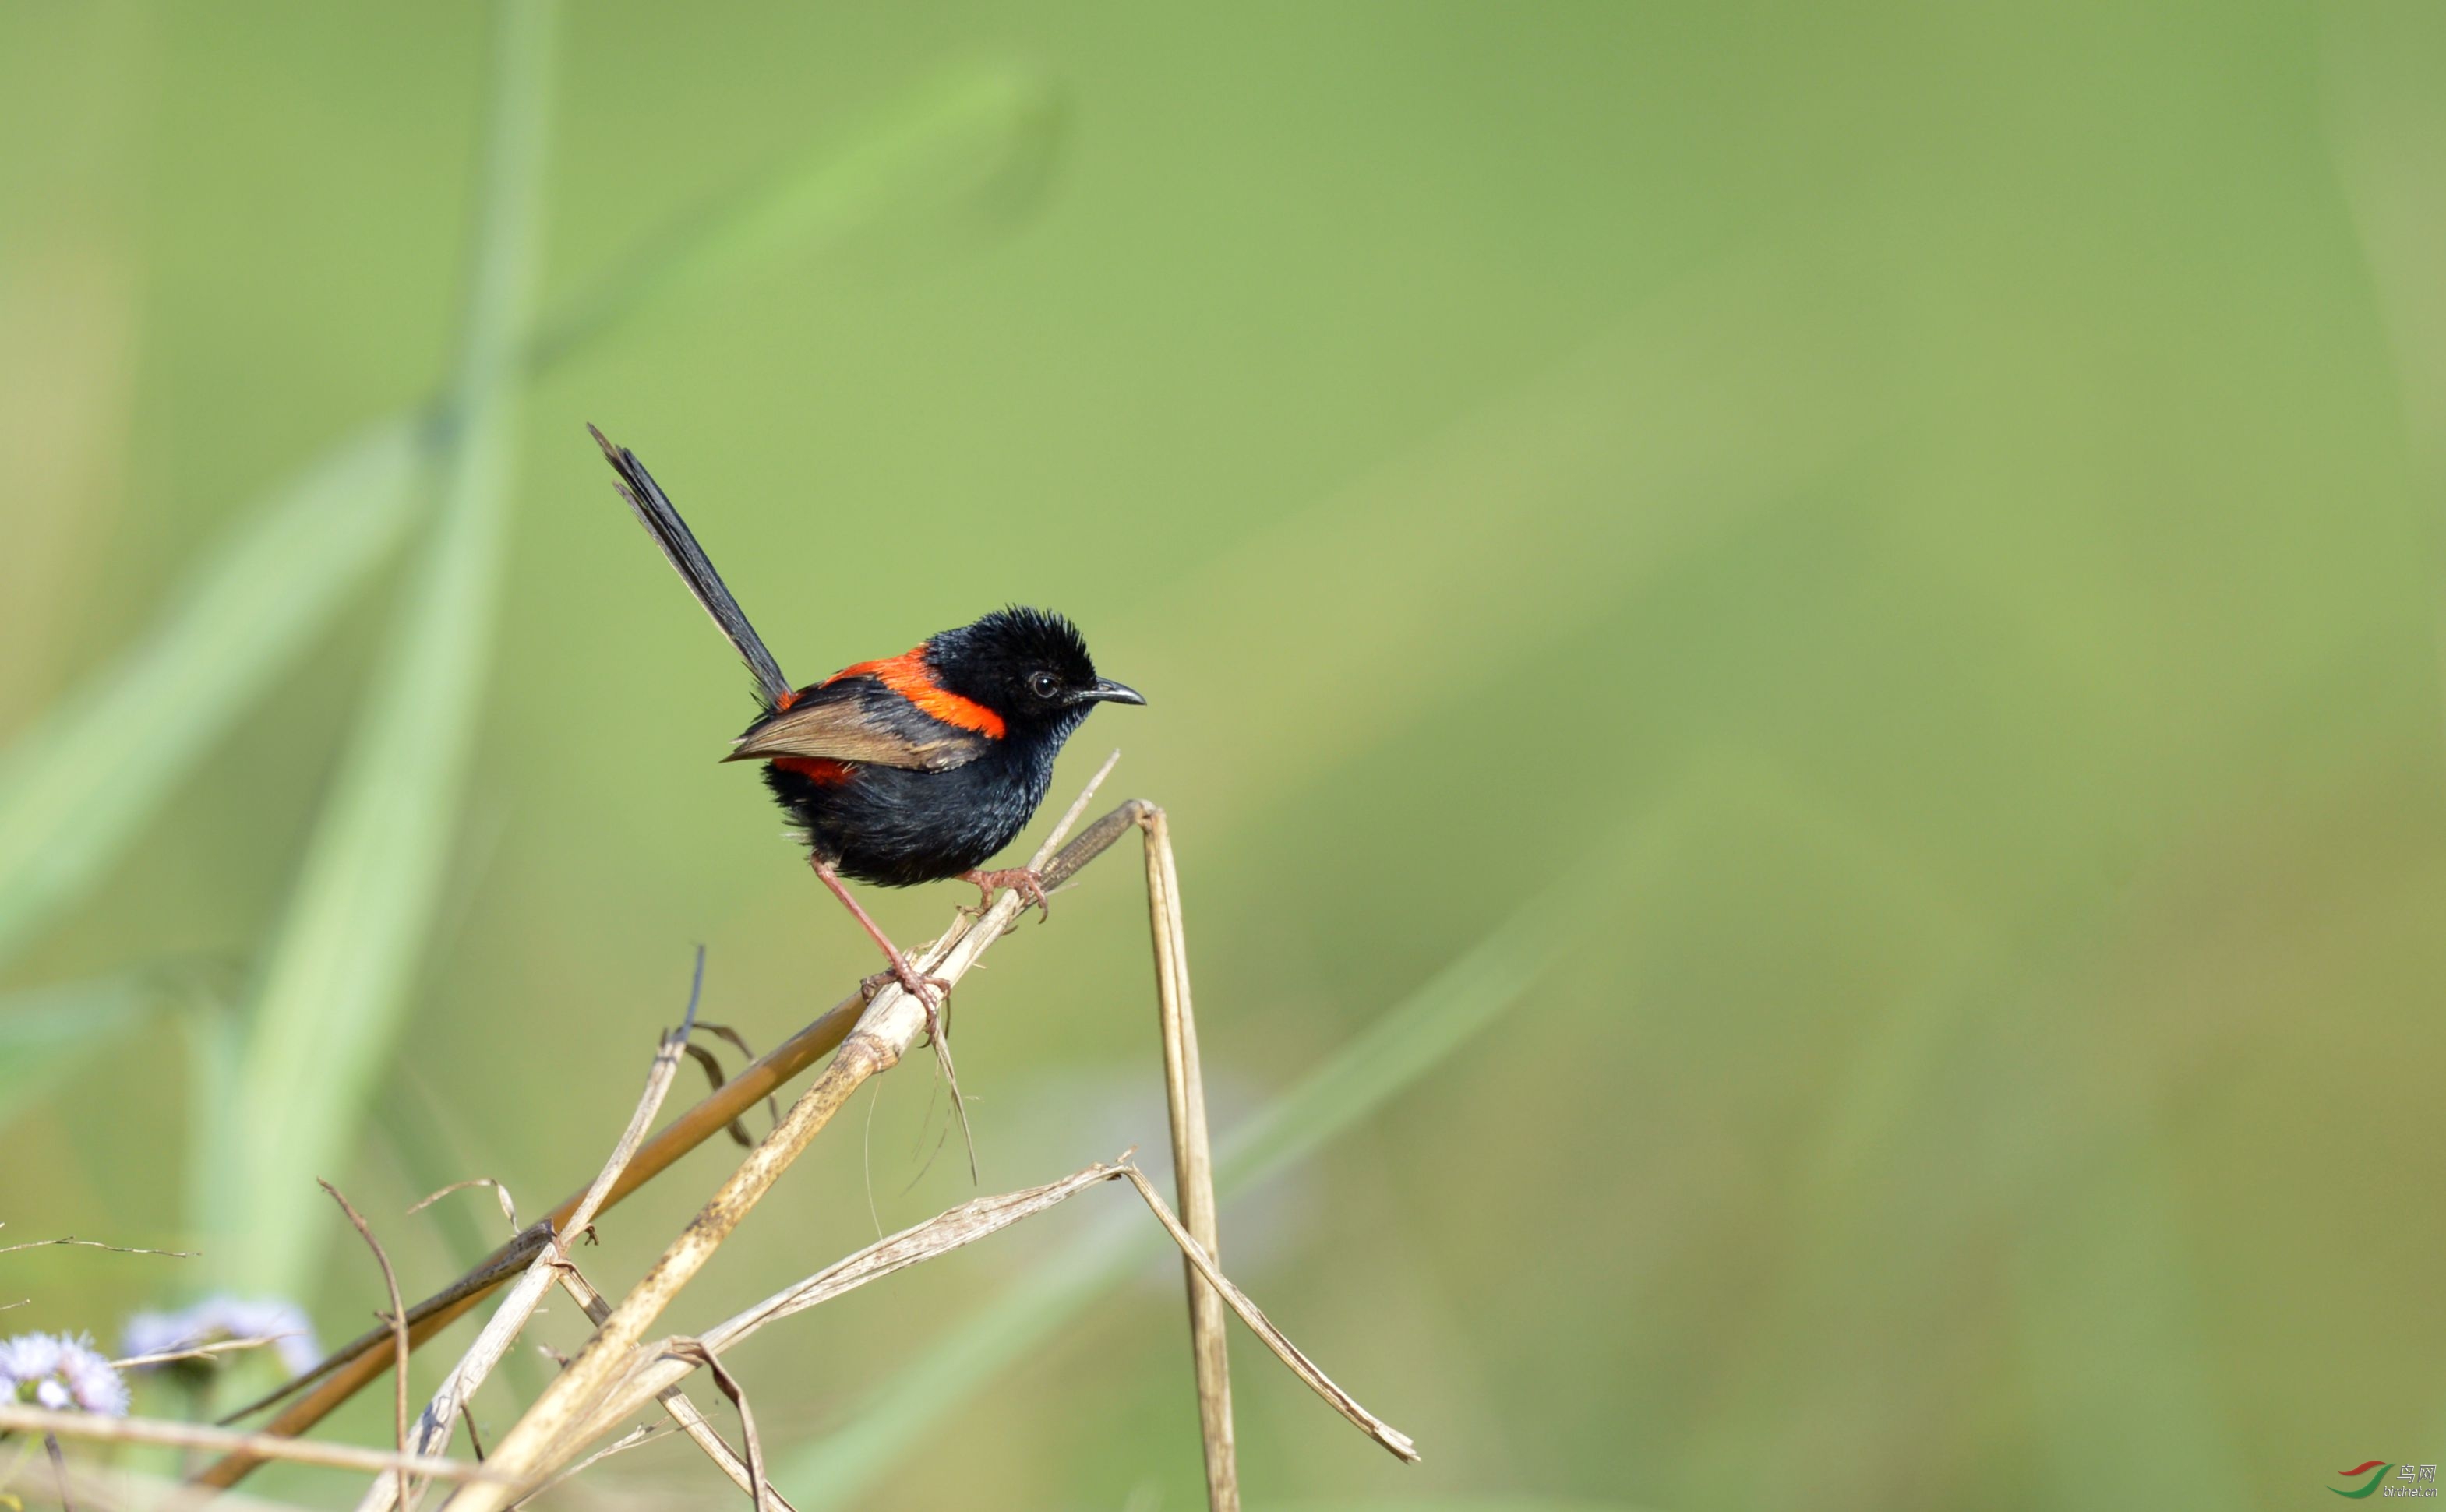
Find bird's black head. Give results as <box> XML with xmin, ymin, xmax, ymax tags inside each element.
<box><xmin>925</xmin><ymin>606</ymin><xmax>1145</xmax><ymax>741</ymax></box>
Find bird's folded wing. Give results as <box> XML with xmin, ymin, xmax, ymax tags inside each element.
<box><xmin>726</xmin><ymin>678</ymin><xmax>989</xmax><ymax>772</ymax></box>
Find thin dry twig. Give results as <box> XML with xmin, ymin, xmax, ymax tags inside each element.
<box><xmin>201</xmin><ymin>799</ymin><xmax>1152</xmax><ymax>1494</ymax></box>
<box><xmin>682</xmin><ymin>1043</ymin><xmax>756</xmax><ymax>1149</ymax></box>
<box><xmin>659</xmin><ymin>1342</ymin><xmax>769</xmax><ymax>1512</ymax></box>
<box><xmin>360</xmin><ymin>951</ymin><xmax>707</xmax><ymax>1512</ymax></box>
<box><xmin>698</xmin><ymin>1024</ymin><xmax>783</xmax><ymax>1140</ymax></box>
<box><xmin>1112</xmin><ymin>1165</ymin><xmax>1417</xmax><ymax>1462</ymax></box>
<box><xmin>1029</xmin><ymin>749</ymin><xmax>1121</xmax><ymax>876</ymax></box>
<box><xmin>113</xmin><ymin>1336</ymin><xmax>301</xmax><ymax>1371</ymax></box>
<box><xmin>44</xmin><ymin>1433</ymin><xmax>72</xmax><ymax>1512</ymax></box>
<box><xmin>563</xmin><ymin>1158</ymin><xmax>1135</xmax><ymax>1451</ymax></box>
<box><xmin>549</xmin><ymin>1260</ymin><xmax>789</xmax><ymax>1512</ymax></box>
<box><xmin>560</xmin><ymin>1154</ymin><xmax>1414</xmax><ymax>1476</ymax></box>
<box><xmin>408</xmin><ymin>1181</ymin><xmax>521</xmax><ymax>1235</ymax></box>
<box><xmin>0</xmin><ymin>1408</ymin><xmax>496</xmax><ymax>1482</ymax></box>
<box><xmin>319</xmin><ymin>1182</ymin><xmax>411</xmax><ymax>1512</ymax></box>
<box><xmin>0</xmin><ymin>1237</ymin><xmax>195</xmax><ymax>1260</ymax></box>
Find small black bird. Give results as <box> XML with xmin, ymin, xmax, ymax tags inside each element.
<box><xmin>590</xmin><ymin>425</ymin><xmax>1143</xmax><ymax>1012</ymax></box>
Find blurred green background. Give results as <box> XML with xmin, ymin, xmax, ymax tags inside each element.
<box><xmin>5</xmin><ymin>2</ymin><xmax>2445</xmax><ymax>1508</ymax></box>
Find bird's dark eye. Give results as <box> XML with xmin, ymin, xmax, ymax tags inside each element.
<box><xmin>1028</xmin><ymin>671</ymin><xmax>1061</xmax><ymax>700</ymax></box>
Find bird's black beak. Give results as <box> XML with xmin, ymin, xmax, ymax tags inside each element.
<box><xmin>1077</xmin><ymin>678</ymin><xmax>1146</xmax><ymax>707</ymax></box>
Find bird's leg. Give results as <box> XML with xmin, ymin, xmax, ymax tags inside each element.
<box><xmin>808</xmin><ymin>855</ymin><xmax>977</xmax><ymax>1180</ymax></box>
<box><xmin>808</xmin><ymin>856</ymin><xmax>951</xmax><ymax>1039</ymax></box>
<box><xmin>956</xmin><ymin>865</ymin><xmax>1054</xmax><ymax>923</ymax></box>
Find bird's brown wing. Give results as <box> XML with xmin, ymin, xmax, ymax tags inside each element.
<box><xmin>725</xmin><ymin>677</ymin><xmax>990</xmax><ymax>772</ymax></box>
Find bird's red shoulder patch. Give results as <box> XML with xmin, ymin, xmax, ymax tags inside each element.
<box><xmin>822</xmin><ymin>647</ymin><xmax>1006</xmax><ymax>738</ymax></box>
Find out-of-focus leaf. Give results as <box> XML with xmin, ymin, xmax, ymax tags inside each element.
<box><xmin>0</xmin><ymin>420</ymin><xmax>422</xmax><ymax>972</ymax></box>
<box><xmin>0</xmin><ymin>975</ymin><xmax>148</xmax><ymax>1133</ymax></box>
<box><xmin>209</xmin><ymin>0</ymin><xmax>553</xmax><ymax>1298</ymax></box>
<box><xmin>528</xmin><ymin>62</ymin><xmax>1063</xmax><ymax>365</ymax></box>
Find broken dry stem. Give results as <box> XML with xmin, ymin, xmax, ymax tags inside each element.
<box><xmin>561</xmin><ymin>1160</ymin><xmax>1133</xmax><ymax>1451</ymax></box>
<box><xmin>555</xmin><ymin>1157</ymin><xmax>1414</xmax><ymax>1478</ymax></box>
<box><xmin>552</xmin><ymin>1259</ymin><xmax>792</xmax><ymax>1512</ymax></box>
<box><xmin>1110</xmin><ymin>1165</ymin><xmax>1418</xmax><ymax>1463</ymax></box>
<box><xmin>436</xmin><ymin>801</ymin><xmax>1147</xmax><ymax>1512</ymax></box>
<box><xmin>361</xmin><ymin>954</ymin><xmax>706</xmax><ymax>1512</ymax></box>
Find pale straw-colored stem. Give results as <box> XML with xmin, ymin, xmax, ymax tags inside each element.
<box><xmin>0</xmin><ymin>1407</ymin><xmax>495</xmax><ymax>1482</ymax></box>
<box><xmin>361</xmin><ymin>955</ymin><xmax>704</xmax><ymax>1512</ymax></box>
<box><xmin>438</xmin><ymin>788</ymin><xmax>1134</xmax><ymax>1512</ymax></box>
<box><xmin>1139</xmin><ymin>804</ymin><xmax>1237</xmax><ymax>1511</ymax></box>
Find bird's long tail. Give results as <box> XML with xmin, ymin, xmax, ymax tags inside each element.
<box><xmin>589</xmin><ymin>424</ymin><xmax>795</xmax><ymax>709</ymax></box>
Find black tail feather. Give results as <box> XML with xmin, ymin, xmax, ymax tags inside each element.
<box><xmin>590</xmin><ymin>425</ymin><xmax>793</xmax><ymax>708</ymax></box>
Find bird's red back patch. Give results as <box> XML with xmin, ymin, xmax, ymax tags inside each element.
<box><xmin>823</xmin><ymin>647</ymin><xmax>1006</xmax><ymax>738</ymax></box>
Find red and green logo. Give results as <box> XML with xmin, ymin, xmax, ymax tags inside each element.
<box><xmin>2334</xmin><ymin>1461</ymin><xmax>2394</xmax><ymax>1498</ymax></box>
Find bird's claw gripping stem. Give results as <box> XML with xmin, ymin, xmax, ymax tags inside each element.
<box><xmin>957</xmin><ymin>865</ymin><xmax>1054</xmax><ymax>922</ymax></box>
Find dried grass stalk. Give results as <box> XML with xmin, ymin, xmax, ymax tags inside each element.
<box><xmin>1138</xmin><ymin>804</ymin><xmax>1237</xmax><ymax>1511</ymax></box>
<box><xmin>206</xmin><ymin>805</ymin><xmax>1152</xmax><ymax>1496</ymax></box>
<box><xmin>0</xmin><ymin>1407</ymin><xmax>495</xmax><ymax>1482</ymax></box>
<box><xmin>437</xmin><ymin>795</ymin><xmax>1142</xmax><ymax>1512</ymax></box>
<box><xmin>317</xmin><ymin>1182</ymin><xmax>411</xmax><ymax>1512</ymax></box>
<box><xmin>1111</xmin><ymin>1165</ymin><xmax>1417</xmax><ymax>1462</ymax></box>
<box><xmin>549</xmin><ymin>1260</ymin><xmax>790</xmax><ymax>1512</ymax></box>
<box><xmin>356</xmin><ymin>954</ymin><xmax>706</xmax><ymax>1512</ymax></box>
<box><xmin>560</xmin><ymin>1160</ymin><xmax>1131</xmax><ymax>1450</ymax></box>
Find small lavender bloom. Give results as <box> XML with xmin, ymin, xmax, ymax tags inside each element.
<box><xmin>119</xmin><ymin>1309</ymin><xmax>195</xmax><ymax>1361</ymax></box>
<box><xmin>118</xmin><ymin>1295</ymin><xmax>319</xmax><ymax>1379</ymax></box>
<box><xmin>0</xmin><ymin>1332</ymin><xmax>129</xmax><ymax>1415</ymax></box>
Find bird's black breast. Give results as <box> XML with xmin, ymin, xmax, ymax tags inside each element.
<box><xmin>764</xmin><ymin>737</ymin><xmax>1059</xmax><ymax>887</ymax></box>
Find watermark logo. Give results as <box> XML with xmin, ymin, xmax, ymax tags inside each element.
<box><xmin>2331</xmin><ymin>1461</ymin><xmax>2440</xmax><ymax>1499</ymax></box>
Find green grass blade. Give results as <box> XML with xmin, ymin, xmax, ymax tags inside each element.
<box><xmin>778</xmin><ymin>875</ymin><xmax>1597</xmax><ymax>1507</ymax></box>
<box><xmin>0</xmin><ymin>975</ymin><xmax>150</xmax><ymax>1133</ymax></box>
<box><xmin>0</xmin><ymin>420</ymin><xmax>421</xmax><ymax>971</ymax></box>
<box><xmin>528</xmin><ymin>62</ymin><xmax>1062</xmax><ymax>366</ymax></box>
<box><xmin>0</xmin><ymin>65</ymin><xmax>1064</xmax><ymax>984</ymax></box>
<box><xmin>212</xmin><ymin>0</ymin><xmax>555</xmax><ymax>1298</ymax></box>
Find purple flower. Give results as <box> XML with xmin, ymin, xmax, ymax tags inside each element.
<box><xmin>119</xmin><ymin>1295</ymin><xmax>319</xmax><ymax>1378</ymax></box>
<box><xmin>0</xmin><ymin>1332</ymin><xmax>129</xmax><ymax>1415</ymax></box>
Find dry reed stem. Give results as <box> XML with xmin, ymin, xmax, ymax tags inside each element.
<box><xmin>559</xmin><ymin>1156</ymin><xmax>1413</xmax><ymax>1475</ymax></box>
<box><xmin>200</xmin><ymin>798</ymin><xmax>1150</xmax><ymax>1497</ymax></box>
<box><xmin>439</xmin><ymin>791</ymin><xmax>1141</xmax><ymax>1512</ymax></box>
<box><xmin>0</xmin><ymin>1408</ymin><xmax>496</xmax><ymax>1482</ymax></box>
<box><xmin>362</xmin><ymin>954</ymin><xmax>706</xmax><ymax>1512</ymax></box>
<box><xmin>655</xmin><ymin>1341</ymin><xmax>769</xmax><ymax>1512</ymax></box>
<box><xmin>1138</xmin><ymin>804</ymin><xmax>1237</xmax><ymax>1512</ymax></box>
<box><xmin>560</xmin><ymin>1159</ymin><xmax>1133</xmax><ymax>1450</ymax></box>
<box><xmin>317</xmin><ymin>1183</ymin><xmax>411</xmax><ymax>1512</ymax></box>
<box><xmin>199</xmin><ymin>994</ymin><xmax>867</xmax><ymax>1479</ymax></box>
<box><xmin>208</xmin><ymin>804</ymin><xmax>1152</xmax><ymax>1478</ymax></box>
<box><xmin>549</xmin><ymin>1260</ymin><xmax>791</xmax><ymax>1512</ymax></box>
<box><xmin>1111</xmin><ymin>1165</ymin><xmax>1418</xmax><ymax>1462</ymax></box>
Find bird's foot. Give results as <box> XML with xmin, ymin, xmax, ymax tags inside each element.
<box><xmin>957</xmin><ymin>865</ymin><xmax>1053</xmax><ymax>922</ymax></box>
